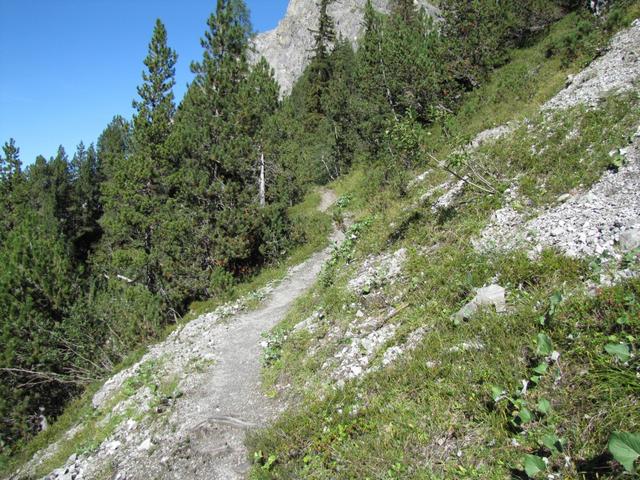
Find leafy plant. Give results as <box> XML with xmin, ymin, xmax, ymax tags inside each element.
<box><xmin>523</xmin><ymin>454</ymin><xmax>546</xmax><ymax>478</ymax></box>
<box><xmin>608</xmin><ymin>432</ymin><xmax>640</xmax><ymax>473</ymax></box>
<box><xmin>535</xmin><ymin>333</ymin><xmax>554</xmax><ymax>356</ymax></box>
<box><xmin>539</xmin><ymin>291</ymin><xmax>563</xmax><ymax>326</ymax></box>
<box><xmin>536</xmin><ymin>398</ymin><xmax>551</xmax><ymax>415</ymax></box>
<box><xmin>261</xmin><ymin>330</ymin><xmax>288</xmax><ymax>367</ymax></box>
<box><xmin>541</xmin><ymin>434</ymin><xmax>564</xmax><ymax>455</ymax></box>
<box><xmin>605</xmin><ymin>343</ymin><xmax>632</xmax><ymax>362</ymax></box>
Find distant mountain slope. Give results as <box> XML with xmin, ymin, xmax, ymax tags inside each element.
<box><xmin>252</xmin><ymin>0</ymin><xmax>438</xmax><ymax>94</ymax></box>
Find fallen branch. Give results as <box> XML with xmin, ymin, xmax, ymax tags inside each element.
<box><xmin>425</xmin><ymin>151</ymin><xmax>497</xmax><ymax>195</ymax></box>
<box><xmin>0</xmin><ymin>367</ymin><xmax>91</xmax><ymax>387</ymax></box>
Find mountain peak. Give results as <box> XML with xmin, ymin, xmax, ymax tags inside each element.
<box><xmin>253</xmin><ymin>0</ymin><xmax>438</xmax><ymax>95</ymax></box>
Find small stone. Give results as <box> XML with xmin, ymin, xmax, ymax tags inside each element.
<box><xmin>557</xmin><ymin>193</ymin><xmax>571</xmax><ymax>203</ymax></box>
<box><xmin>138</xmin><ymin>438</ymin><xmax>153</xmax><ymax>451</ymax></box>
<box><xmin>619</xmin><ymin>228</ymin><xmax>640</xmax><ymax>251</ymax></box>
<box><xmin>106</xmin><ymin>440</ymin><xmax>121</xmax><ymax>452</ymax></box>
<box><xmin>453</xmin><ymin>284</ymin><xmax>507</xmax><ymax>321</ymax></box>
<box><xmin>355</xmin><ymin>310</ymin><xmax>365</xmax><ymax>318</ymax></box>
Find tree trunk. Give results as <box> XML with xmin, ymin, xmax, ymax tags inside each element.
<box><xmin>259</xmin><ymin>152</ymin><xmax>266</xmax><ymax>208</ymax></box>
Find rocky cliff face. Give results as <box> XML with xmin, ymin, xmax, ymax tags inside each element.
<box><xmin>252</xmin><ymin>0</ymin><xmax>438</xmax><ymax>95</ymax></box>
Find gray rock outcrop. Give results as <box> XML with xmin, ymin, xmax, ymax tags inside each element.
<box><xmin>252</xmin><ymin>0</ymin><xmax>438</xmax><ymax>95</ymax></box>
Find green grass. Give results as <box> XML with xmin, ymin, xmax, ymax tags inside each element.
<box><xmin>248</xmin><ymin>6</ymin><xmax>640</xmax><ymax>479</ymax></box>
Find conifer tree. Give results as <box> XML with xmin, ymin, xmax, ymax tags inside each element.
<box><xmin>0</xmin><ymin>139</ymin><xmax>24</xmax><ymax>240</ymax></box>
<box><xmin>390</xmin><ymin>0</ymin><xmax>416</xmax><ymax>24</ymax></box>
<box><xmin>0</xmin><ymin>138</ymin><xmax>22</xmax><ymax>182</ymax></box>
<box><xmin>97</xmin><ymin>115</ymin><xmax>130</xmax><ymax>180</ymax></box>
<box><xmin>306</xmin><ymin>0</ymin><xmax>336</xmax><ymax>117</ymax></box>
<box><xmin>322</xmin><ymin>40</ymin><xmax>358</xmax><ymax>177</ymax></box>
<box><xmin>355</xmin><ymin>0</ymin><xmax>393</xmax><ymax>155</ymax></box>
<box><xmin>236</xmin><ymin>57</ymin><xmax>280</xmax><ymax>203</ymax></box>
<box><xmin>174</xmin><ymin>0</ymin><xmax>281</xmax><ymax>285</ymax></box>
<box><xmin>383</xmin><ymin>0</ymin><xmax>446</xmax><ymax>122</ymax></box>
<box><xmin>70</xmin><ymin>142</ymin><xmax>102</xmax><ymax>262</ymax></box>
<box><xmin>0</xmin><ymin>207</ymin><xmax>78</xmax><ymax>448</ymax></box>
<box><xmin>99</xmin><ymin>19</ymin><xmax>177</xmax><ymax>295</ymax></box>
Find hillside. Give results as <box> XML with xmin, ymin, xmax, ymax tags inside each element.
<box><xmin>248</xmin><ymin>14</ymin><xmax>640</xmax><ymax>479</ymax></box>
<box><xmin>2</xmin><ymin>1</ymin><xmax>640</xmax><ymax>479</ymax></box>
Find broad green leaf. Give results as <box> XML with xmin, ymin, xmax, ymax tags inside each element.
<box><xmin>533</xmin><ymin>363</ymin><xmax>548</xmax><ymax>375</ymax></box>
<box><xmin>518</xmin><ymin>407</ymin><xmax>532</xmax><ymax>424</ymax></box>
<box><xmin>491</xmin><ymin>386</ymin><xmax>505</xmax><ymax>402</ymax></box>
<box><xmin>542</xmin><ymin>434</ymin><xmax>563</xmax><ymax>454</ymax></box>
<box><xmin>605</xmin><ymin>343</ymin><xmax>631</xmax><ymax>362</ymax></box>
<box><xmin>549</xmin><ymin>292</ymin><xmax>562</xmax><ymax>307</ymax></box>
<box><xmin>608</xmin><ymin>432</ymin><xmax>640</xmax><ymax>472</ymax></box>
<box><xmin>524</xmin><ymin>454</ymin><xmax>546</xmax><ymax>477</ymax></box>
<box><xmin>536</xmin><ymin>333</ymin><xmax>553</xmax><ymax>356</ymax></box>
<box><xmin>537</xmin><ymin>399</ymin><xmax>551</xmax><ymax>415</ymax></box>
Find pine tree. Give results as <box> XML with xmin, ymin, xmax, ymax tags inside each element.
<box><xmin>390</xmin><ymin>0</ymin><xmax>417</xmax><ymax>24</ymax></box>
<box><xmin>0</xmin><ymin>139</ymin><xmax>24</xmax><ymax>241</ymax></box>
<box><xmin>0</xmin><ymin>207</ymin><xmax>78</xmax><ymax>449</ymax></box>
<box><xmin>440</xmin><ymin>0</ymin><xmax>511</xmax><ymax>91</ymax></box>
<box><xmin>322</xmin><ymin>40</ymin><xmax>358</xmax><ymax>177</ymax></box>
<box><xmin>376</xmin><ymin>0</ymin><xmax>447</xmax><ymax>123</ymax></box>
<box><xmin>99</xmin><ymin>19</ymin><xmax>177</xmax><ymax>296</ymax></box>
<box><xmin>305</xmin><ymin>0</ymin><xmax>336</xmax><ymax>117</ymax></box>
<box><xmin>354</xmin><ymin>0</ymin><xmax>393</xmax><ymax>155</ymax></box>
<box><xmin>174</xmin><ymin>0</ymin><xmax>279</xmax><ymax>285</ymax></box>
<box><xmin>97</xmin><ymin>115</ymin><xmax>130</xmax><ymax>181</ymax></box>
<box><xmin>70</xmin><ymin>142</ymin><xmax>102</xmax><ymax>262</ymax></box>
<box><xmin>236</xmin><ymin>57</ymin><xmax>280</xmax><ymax>203</ymax></box>
<box><xmin>46</xmin><ymin>147</ymin><xmax>74</xmax><ymax>233</ymax></box>
<box><xmin>0</xmin><ymin>138</ymin><xmax>22</xmax><ymax>182</ymax></box>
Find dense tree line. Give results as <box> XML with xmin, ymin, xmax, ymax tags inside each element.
<box><xmin>1</xmin><ymin>0</ymin><xmax>590</xmax><ymax>452</ymax></box>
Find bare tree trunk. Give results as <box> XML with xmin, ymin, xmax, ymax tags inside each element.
<box><xmin>259</xmin><ymin>152</ymin><xmax>266</xmax><ymax>208</ymax></box>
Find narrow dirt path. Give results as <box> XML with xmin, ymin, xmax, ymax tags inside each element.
<box><xmin>158</xmin><ymin>234</ymin><xmax>342</xmax><ymax>479</ymax></box>
<box><xmin>318</xmin><ymin>187</ymin><xmax>338</xmax><ymax>213</ymax></box>
<box><xmin>20</xmin><ymin>190</ymin><xmax>341</xmax><ymax>480</ymax></box>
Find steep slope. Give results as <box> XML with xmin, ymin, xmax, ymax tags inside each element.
<box><xmin>248</xmin><ymin>13</ymin><xmax>640</xmax><ymax>479</ymax></box>
<box><xmin>252</xmin><ymin>0</ymin><xmax>438</xmax><ymax>94</ymax></box>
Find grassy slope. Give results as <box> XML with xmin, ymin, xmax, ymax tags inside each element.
<box><xmin>0</xmin><ymin>190</ymin><xmax>332</xmax><ymax>478</ymax></box>
<box><xmin>249</xmin><ymin>6</ymin><xmax>640</xmax><ymax>480</ymax></box>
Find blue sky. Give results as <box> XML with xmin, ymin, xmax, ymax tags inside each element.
<box><xmin>0</xmin><ymin>0</ymin><xmax>289</xmax><ymax>164</ymax></box>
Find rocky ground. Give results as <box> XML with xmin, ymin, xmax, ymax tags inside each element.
<box><xmin>543</xmin><ymin>19</ymin><xmax>640</xmax><ymax>111</ymax></box>
<box><xmin>474</xmin><ymin>19</ymin><xmax>640</xmax><ymax>269</ymax></box>
<box><xmin>473</xmin><ymin>132</ymin><xmax>640</xmax><ymax>262</ymax></box>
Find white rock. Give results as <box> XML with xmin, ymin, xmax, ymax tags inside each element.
<box><xmin>619</xmin><ymin>228</ymin><xmax>640</xmax><ymax>251</ymax></box>
<box><xmin>138</xmin><ymin>438</ymin><xmax>153</xmax><ymax>451</ymax></box>
<box><xmin>454</xmin><ymin>284</ymin><xmax>507</xmax><ymax>321</ymax></box>
<box><xmin>106</xmin><ymin>440</ymin><xmax>121</xmax><ymax>452</ymax></box>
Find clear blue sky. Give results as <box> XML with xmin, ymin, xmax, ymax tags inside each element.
<box><xmin>0</xmin><ymin>0</ymin><xmax>289</xmax><ymax>165</ymax></box>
